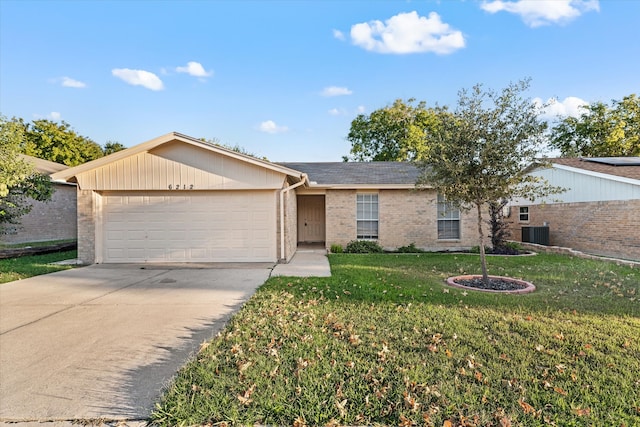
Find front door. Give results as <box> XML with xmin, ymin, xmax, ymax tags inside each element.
<box><xmin>297</xmin><ymin>195</ymin><xmax>325</xmax><ymax>243</ymax></box>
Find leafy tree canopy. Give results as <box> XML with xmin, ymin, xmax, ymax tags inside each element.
<box><xmin>102</xmin><ymin>141</ymin><xmax>127</xmax><ymax>155</ymax></box>
<box><xmin>19</xmin><ymin>118</ymin><xmax>104</xmax><ymax>166</ymax></box>
<box><xmin>416</xmin><ymin>79</ymin><xmax>563</xmax><ymax>282</ymax></box>
<box><xmin>199</xmin><ymin>137</ymin><xmax>269</xmax><ymax>161</ymax></box>
<box><xmin>550</xmin><ymin>93</ymin><xmax>639</xmax><ymax>157</ymax></box>
<box><xmin>344</xmin><ymin>99</ymin><xmax>449</xmax><ymax>162</ymax></box>
<box><xmin>0</xmin><ymin>115</ymin><xmax>54</xmax><ymax>233</ymax></box>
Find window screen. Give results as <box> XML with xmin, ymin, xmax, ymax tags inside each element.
<box><xmin>357</xmin><ymin>193</ymin><xmax>378</xmax><ymax>239</ymax></box>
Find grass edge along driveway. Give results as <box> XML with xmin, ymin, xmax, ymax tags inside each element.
<box><xmin>0</xmin><ymin>250</ymin><xmax>77</xmax><ymax>284</ymax></box>
<box><xmin>152</xmin><ymin>253</ymin><xmax>640</xmax><ymax>427</ymax></box>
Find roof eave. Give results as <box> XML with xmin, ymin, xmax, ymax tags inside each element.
<box><xmin>307</xmin><ymin>183</ymin><xmax>428</xmax><ymax>190</ymax></box>
<box><xmin>550</xmin><ymin>163</ymin><xmax>640</xmax><ymax>186</ymax></box>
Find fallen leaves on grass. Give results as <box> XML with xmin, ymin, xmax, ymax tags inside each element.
<box><xmin>518</xmin><ymin>399</ymin><xmax>537</xmax><ymax>416</ymax></box>
<box><xmin>574</xmin><ymin>407</ymin><xmax>591</xmax><ymax>416</ymax></box>
<box><xmin>237</xmin><ymin>383</ymin><xmax>255</xmax><ymax>406</ymax></box>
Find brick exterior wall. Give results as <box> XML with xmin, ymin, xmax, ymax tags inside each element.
<box><xmin>277</xmin><ymin>188</ymin><xmax>298</xmax><ymax>262</ymax></box>
<box><xmin>77</xmin><ymin>189</ymin><xmax>97</xmax><ymax>264</ymax></box>
<box><xmin>0</xmin><ymin>183</ymin><xmax>77</xmax><ymax>244</ymax></box>
<box><xmin>325</xmin><ymin>188</ymin><xmax>482</xmax><ymax>251</ymax></box>
<box><xmin>510</xmin><ymin>199</ymin><xmax>640</xmax><ymax>262</ymax></box>
<box><xmin>325</xmin><ymin>189</ymin><xmax>357</xmax><ymax>248</ymax></box>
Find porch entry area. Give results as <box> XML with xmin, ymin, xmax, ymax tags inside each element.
<box><xmin>297</xmin><ymin>195</ymin><xmax>326</xmax><ymax>245</ymax></box>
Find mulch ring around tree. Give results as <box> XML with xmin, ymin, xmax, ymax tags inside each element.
<box><xmin>447</xmin><ymin>275</ymin><xmax>536</xmax><ymax>294</ymax></box>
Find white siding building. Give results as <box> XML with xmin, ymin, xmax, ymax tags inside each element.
<box><xmin>510</xmin><ymin>157</ymin><xmax>640</xmax><ymax>261</ymax></box>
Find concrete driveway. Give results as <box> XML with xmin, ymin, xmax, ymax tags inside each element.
<box><xmin>0</xmin><ymin>263</ymin><xmax>272</xmax><ymax>423</ymax></box>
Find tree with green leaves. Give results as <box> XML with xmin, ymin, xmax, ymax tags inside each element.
<box><xmin>20</xmin><ymin>118</ymin><xmax>104</xmax><ymax>166</ymax></box>
<box><xmin>550</xmin><ymin>94</ymin><xmax>639</xmax><ymax>157</ymax></box>
<box><xmin>102</xmin><ymin>141</ymin><xmax>127</xmax><ymax>155</ymax></box>
<box><xmin>0</xmin><ymin>116</ymin><xmax>54</xmax><ymax>234</ymax></box>
<box><xmin>344</xmin><ymin>99</ymin><xmax>448</xmax><ymax>162</ymax></box>
<box><xmin>199</xmin><ymin>137</ymin><xmax>268</xmax><ymax>161</ymax></box>
<box><xmin>417</xmin><ymin>79</ymin><xmax>563</xmax><ymax>284</ymax></box>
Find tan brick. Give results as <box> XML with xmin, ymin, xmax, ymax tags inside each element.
<box><xmin>326</xmin><ymin>189</ymin><xmax>482</xmax><ymax>251</ymax></box>
<box><xmin>77</xmin><ymin>189</ymin><xmax>96</xmax><ymax>264</ymax></box>
<box><xmin>509</xmin><ymin>200</ymin><xmax>640</xmax><ymax>261</ymax></box>
<box><xmin>1</xmin><ymin>183</ymin><xmax>77</xmax><ymax>245</ymax></box>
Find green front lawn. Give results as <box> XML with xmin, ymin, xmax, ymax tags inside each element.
<box><xmin>152</xmin><ymin>253</ymin><xmax>640</xmax><ymax>426</ymax></box>
<box><xmin>0</xmin><ymin>250</ymin><xmax>78</xmax><ymax>284</ymax></box>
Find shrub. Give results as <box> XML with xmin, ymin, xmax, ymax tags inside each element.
<box><xmin>470</xmin><ymin>245</ymin><xmax>491</xmax><ymax>254</ymax></box>
<box><xmin>344</xmin><ymin>240</ymin><xmax>383</xmax><ymax>254</ymax></box>
<box><xmin>492</xmin><ymin>241</ymin><xmax>523</xmax><ymax>255</ymax></box>
<box><xmin>471</xmin><ymin>241</ymin><xmax>523</xmax><ymax>255</ymax></box>
<box><xmin>330</xmin><ymin>244</ymin><xmax>343</xmax><ymax>254</ymax></box>
<box><xmin>396</xmin><ymin>243</ymin><xmax>425</xmax><ymax>253</ymax></box>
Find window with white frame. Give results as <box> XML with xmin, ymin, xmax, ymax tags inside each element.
<box><xmin>519</xmin><ymin>206</ymin><xmax>529</xmax><ymax>222</ymax></box>
<box><xmin>356</xmin><ymin>193</ymin><xmax>378</xmax><ymax>239</ymax></box>
<box><xmin>437</xmin><ymin>194</ymin><xmax>460</xmax><ymax>239</ymax></box>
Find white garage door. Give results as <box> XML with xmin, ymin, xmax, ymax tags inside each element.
<box><xmin>101</xmin><ymin>191</ymin><xmax>276</xmax><ymax>263</ymax></box>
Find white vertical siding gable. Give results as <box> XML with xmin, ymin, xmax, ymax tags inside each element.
<box><xmin>522</xmin><ymin>165</ymin><xmax>640</xmax><ymax>204</ymax></box>
<box><xmin>75</xmin><ymin>143</ymin><xmax>287</xmax><ymax>191</ymax></box>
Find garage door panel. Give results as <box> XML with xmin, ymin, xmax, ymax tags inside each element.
<box><xmin>128</xmin><ymin>230</ymin><xmax>146</xmax><ymax>240</ymax></box>
<box><xmin>106</xmin><ymin>248</ymin><xmax>125</xmax><ymax>259</ymax></box>
<box><xmin>190</xmin><ymin>248</ymin><xmax>207</xmax><ymax>259</ymax></box>
<box><xmin>102</xmin><ymin>191</ymin><xmax>276</xmax><ymax>263</ymax></box>
<box><xmin>168</xmin><ymin>249</ymin><xmax>187</xmax><ymax>261</ymax></box>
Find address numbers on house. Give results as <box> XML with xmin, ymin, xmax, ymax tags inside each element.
<box><xmin>168</xmin><ymin>184</ymin><xmax>194</xmax><ymax>190</ymax></box>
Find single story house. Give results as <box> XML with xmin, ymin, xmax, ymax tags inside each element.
<box><xmin>509</xmin><ymin>157</ymin><xmax>640</xmax><ymax>261</ymax></box>
<box><xmin>1</xmin><ymin>155</ymin><xmax>77</xmax><ymax>245</ymax></box>
<box><xmin>51</xmin><ymin>132</ymin><xmax>482</xmax><ymax>264</ymax></box>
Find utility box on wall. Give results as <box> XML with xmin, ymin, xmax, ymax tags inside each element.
<box><xmin>522</xmin><ymin>226</ymin><xmax>550</xmax><ymax>246</ymax></box>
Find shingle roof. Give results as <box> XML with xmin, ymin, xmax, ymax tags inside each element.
<box><xmin>19</xmin><ymin>154</ymin><xmax>68</xmax><ymax>174</ymax></box>
<box><xmin>551</xmin><ymin>157</ymin><xmax>640</xmax><ymax>181</ymax></box>
<box><xmin>278</xmin><ymin>162</ymin><xmax>422</xmax><ymax>186</ymax></box>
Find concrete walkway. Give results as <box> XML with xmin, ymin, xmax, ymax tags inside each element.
<box><xmin>270</xmin><ymin>248</ymin><xmax>331</xmax><ymax>277</ymax></box>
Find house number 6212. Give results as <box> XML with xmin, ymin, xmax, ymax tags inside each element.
<box><xmin>168</xmin><ymin>184</ymin><xmax>194</xmax><ymax>190</ymax></box>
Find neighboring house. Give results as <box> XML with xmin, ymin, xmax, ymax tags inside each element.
<box><xmin>51</xmin><ymin>132</ymin><xmax>481</xmax><ymax>264</ymax></box>
<box><xmin>1</xmin><ymin>155</ymin><xmax>77</xmax><ymax>245</ymax></box>
<box><xmin>510</xmin><ymin>157</ymin><xmax>640</xmax><ymax>261</ymax></box>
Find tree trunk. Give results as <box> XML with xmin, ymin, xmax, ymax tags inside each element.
<box><xmin>477</xmin><ymin>203</ymin><xmax>489</xmax><ymax>285</ymax></box>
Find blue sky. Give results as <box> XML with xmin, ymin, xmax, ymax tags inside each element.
<box><xmin>1</xmin><ymin>0</ymin><xmax>638</xmax><ymax>161</ymax></box>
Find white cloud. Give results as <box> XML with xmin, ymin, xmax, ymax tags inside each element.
<box><xmin>350</xmin><ymin>11</ymin><xmax>465</xmax><ymax>54</ymax></box>
<box><xmin>112</xmin><ymin>68</ymin><xmax>164</xmax><ymax>91</ymax></box>
<box><xmin>534</xmin><ymin>96</ymin><xmax>589</xmax><ymax>120</ymax></box>
<box><xmin>61</xmin><ymin>77</ymin><xmax>86</xmax><ymax>88</ymax></box>
<box><xmin>321</xmin><ymin>86</ymin><xmax>353</xmax><ymax>97</ymax></box>
<box><xmin>259</xmin><ymin>120</ymin><xmax>288</xmax><ymax>134</ymax></box>
<box><xmin>328</xmin><ymin>106</ymin><xmax>366</xmax><ymax>116</ymax></box>
<box><xmin>481</xmin><ymin>0</ymin><xmax>599</xmax><ymax>27</ymax></box>
<box><xmin>333</xmin><ymin>29</ymin><xmax>345</xmax><ymax>40</ymax></box>
<box><xmin>32</xmin><ymin>111</ymin><xmax>61</xmax><ymax>120</ymax></box>
<box><xmin>47</xmin><ymin>112</ymin><xmax>61</xmax><ymax>120</ymax></box>
<box><xmin>176</xmin><ymin>61</ymin><xmax>213</xmax><ymax>78</ymax></box>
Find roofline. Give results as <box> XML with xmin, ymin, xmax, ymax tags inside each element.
<box><xmin>19</xmin><ymin>154</ymin><xmax>69</xmax><ymax>174</ymax></box>
<box><xmin>307</xmin><ymin>183</ymin><xmax>429</xmax><ymax>190</ymax></box>
<box><xmin>550</xmin><ymin>163</ymin><xmax>640</xmax><ymax>186</ymax></box>
<box><xmin>51</xmin><ymin>132</ymin><xmax>305</xmax><ymax>182</ymax></box>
